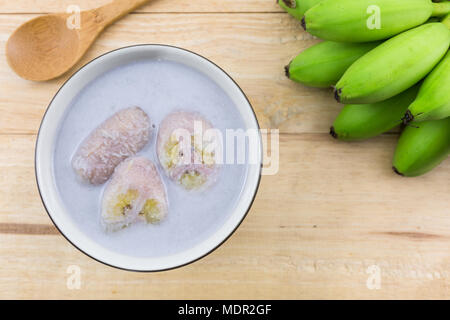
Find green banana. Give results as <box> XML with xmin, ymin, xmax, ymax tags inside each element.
<box><xmin>277</xmin><ymin>0</ymin><xmax>323</xmax><ymax>21</ymax></box>
<box><xmin>330</xmin><ymin>86</ymin><xmax>419</xmax><ymax>141</ymax></box>
<box><xmin>286</xmin><ymin>41</ymin><xmax>380</xmax><ymax>88</ymax></box>
<box><xmin>302</xmin><ymin>0</ymin><xmax>450</xmax><ymax>43</ymax></box>
<box><xmin>404</xmin><ymin>51</ymin><xmax>450</xmax><ymax>123</ymax></box>
<box><xmin>334</xmin><ymin>23</ymin><xmax>450</xmax><ymax>104</ymax></box>
<box><xmin>393</xmin><ymin>117</ymin><xmax>450</xmax><ymax>177</ymax></box>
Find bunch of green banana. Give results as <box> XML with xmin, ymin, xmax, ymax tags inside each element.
<box><xmin>277</xmin><ymin>0</ymin><xmax>323</xmax><ymax>21</ymax></box>
<box><xmin>393</xmin><ymin>118</ymin><xmax>450</xmax><ymax>177</ymax></box>
<box><xmin>334</xmin><ymin>22</ymin><xmax>450</xmax><ymax>104</ymax></box>
<box><xmin>403</xmin><ymin>51</ymin><xmax>450</xmax><ymax>123</ymax></box>
<box><xmin>302</xmin><ymin>0</ymin><xmax>450</xmax><ymax>42</ymax></box>
<box><xmin>280</xmin><ymin>0</ymin><xmax>450</xmax><ymax>176</ymax></box>
<box><xmin>330</xmin><ymin>86</ymin><xmax>419</xmax><ymax>141</ymax></box>
<box><xmin>285</xmin><ymin>41</ymin><xmax>380</xmax><ymax>88</ymax></box>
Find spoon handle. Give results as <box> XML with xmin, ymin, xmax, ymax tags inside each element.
<box><xmin>93</xmin><ymin>0</ymin><xmax>150</xmax><ymax>28</ymax></box>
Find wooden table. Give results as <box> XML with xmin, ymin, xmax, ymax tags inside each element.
<box><xmin>1</xmin><ymin>0</ymin><xmax>449</xmax><ymax>299</ymax></box>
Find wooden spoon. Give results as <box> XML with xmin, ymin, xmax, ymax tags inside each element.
<box><xmin>6</xmin><ymin>0</ymin><xmax>150</xmax><ymax>81</ymax></box>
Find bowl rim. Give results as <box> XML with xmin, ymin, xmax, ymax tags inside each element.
<box><xmin>34</xmin><ymin>44</ymin><xmax>262</xmax><ymax>272</ymax></box>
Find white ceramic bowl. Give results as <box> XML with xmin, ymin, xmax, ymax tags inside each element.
<box><xmin>35</xmin><ymin>45</ymin><xmax>262</xmax><ymax>271</ymax></box>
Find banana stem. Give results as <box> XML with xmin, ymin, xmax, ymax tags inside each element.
<box><xmin>442</xmin><ymin>13</ymin><xmax>450</xmax><ymax>28</ymax></box>
<box><xmin>432</xmin><ymin>1</ymin><xmax>450</xmax><ymax>17</ymax></box>
<box><xmin>279</xmin><ymin>0</ymin><xmax>296</xmax><ymax>9</ymax></box>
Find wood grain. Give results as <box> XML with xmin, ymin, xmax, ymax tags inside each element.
<box><xmin>0</xmin><ymin>223</ymin><xmax>59</xmax><ymax>235</ymax></box>
<box><xmin>0</xmin><ymin>13</ymin><xmax>335</xmax><ymax>135</ymax></box>
<box><xmin>1</xmin><ymin>2</ymin><xmax>449</xmax><ymax>299</ymax></box>
<box><xmin>0</xmin><ymin>0</ymin><xmax>282</xmax><ymax>14</ymax></box>
<box><xmin>0</xmin><ymin>134</ymin><xmax>449</xmax><ymax>299</ymax></box>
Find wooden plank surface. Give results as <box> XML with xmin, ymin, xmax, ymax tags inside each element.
<box><xmin>0</xmin><ymin>1</ymin><xmax>449</xmax><ymax>299</ymax></box>
<box><xmin>0</xmin><ymin>13</ymin><xmax>330</xmax><ymax>135</ymax></box>
<box><xmin>0</xmin><ymin>0</ymin><xmax>282</xmax><ymax>13</ymax></box>
<box><xmin>1</xmin><ymin>134</ymin><xmax>450</xmax><ymax>299</ymax></box>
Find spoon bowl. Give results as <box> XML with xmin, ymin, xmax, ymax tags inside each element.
<box><xmin>6</xmin><ymin>0</ymin><xmax>149</xmax><ymax>81</ymax></box>
<box><xmin>7</xmin><ymin>15</ymin><xmax>80</xmax><ymax>81</ymax></box>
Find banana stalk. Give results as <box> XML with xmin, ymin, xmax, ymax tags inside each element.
<box><xmin>277</xmin><ymin>0</ymin><xmax>323</xmax><ymax>21</ymax></box>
